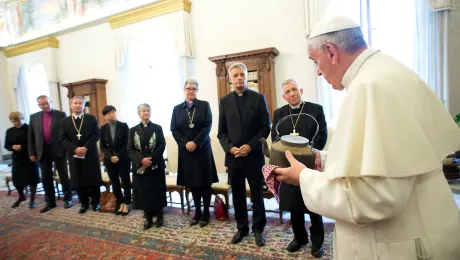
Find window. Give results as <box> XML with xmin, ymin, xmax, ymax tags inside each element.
<box><xmin>118</xmin><ymin>34</ymin><xmax>184</xmax><ymax>134</ymax></box>
<box><xmin>26</xmin><ymin>63</ymin><xmax>50</xmax><ymax>114</ymax></box>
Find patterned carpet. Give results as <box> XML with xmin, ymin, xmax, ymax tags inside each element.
<box><xmin>0</xmin><ymin>191</ymin><xmax>334</xmax><ymax>259</ymax></box>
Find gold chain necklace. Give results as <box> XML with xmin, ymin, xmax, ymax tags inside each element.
<box><xmin>186</xmin><ymin>107</ymin><xmax>196</xmax><ymax>129</ymax></box>
<box><xmin>71</xmin><ymin>114</ymin><xmax>85</xmax><ymax>140</ymax></box>
<box><xmin>288</xmin><ymin>102</ymin><xmax>305</xmax><ymax>136</ymax></box>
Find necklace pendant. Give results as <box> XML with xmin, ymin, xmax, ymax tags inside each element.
<box><xmin>290</xmin><ymin>130</ymin><xmax>299</xmax><ymax>136</ymax></box>
<box><xmin>189</xmin><ymin>123</ymin><xmax>195</xmax><ymax>129</ymax></box>
<box><xmin>77</xmin><ymin>133</ymin><xmax>82</xmax><ymax>140</ymax></box>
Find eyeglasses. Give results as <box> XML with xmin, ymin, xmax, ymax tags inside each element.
<box><xmin>185</xmin><ymin>87</ymin><xmax>198</xmax><ymax>92</ymax></box>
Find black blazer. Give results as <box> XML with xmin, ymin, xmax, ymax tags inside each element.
<box><xmin>128</xmin><ymin>122</ymin><xmax>166</xmax><ymax>170</ymax></box>
<box><xmin>100</xmin><ymin>121</ymin><xmax>130</xmax><ymax>160</ymax></box>
<box><xmin>28</xmin><ymin>109</ymin><xmax>67</xmax><ymax>159</ymax></box>
<box><xmin>217</xmin><ymin>89</ymin><xmax>270</xmax><ymax>168</ymax></box>
<box><xmin>170</xmin><ymin>99</ymin><xmax>212</xmax><ymax>148</ymax></box>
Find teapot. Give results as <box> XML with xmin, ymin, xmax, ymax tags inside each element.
<box><xmin>261</xmin><ymin>113</ymin><xmax>319</xmax><ymax>169</ymax></box>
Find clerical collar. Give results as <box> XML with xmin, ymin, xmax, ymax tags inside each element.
<box><xmin>289</xmin><ymin>102</ymin><xmax>303</xmax><ymax>109</ymax></box>
<box><xmin>73</xmin><ymin>113</ymin><xmax>84</xmax><ymax>119</ymax></box>
<box><xmin>182</xmin><ymin>99</ymin><xmax>199</xmax><ymax>109</ymax></box>
<box><xmin>141</xmin><ymin>121</ymin><xmax>151</xmax><ymax>128</ymax></box>
<box><xmin>234</xmin><ymin>88</ymin><xmax>248</xmax><ymax>97</ymax></box>
<box><xmin>341</xmin><ymin>48</ymin><xmax>380</xmax><ymax>89</ymax></box>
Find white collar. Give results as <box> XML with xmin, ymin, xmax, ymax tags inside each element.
<box><xmin>341</xmin><ymin>48</ymin><xmax>380</xmax><ymax>89</ymax></box>
<box><xmin>289</xmin><ymin>102</ymin><xmax>303</xmax><ymax>109</ymax></box>
<box><xmin>73</xmin><ymin>113</ymin><xmax>84</xmax><ymax>119</ymax></box>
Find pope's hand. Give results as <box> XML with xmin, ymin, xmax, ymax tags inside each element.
<box><xmin>273</xmin><ymin>150</ymin><xmax>306</xmax><ymax>186</ymax></box>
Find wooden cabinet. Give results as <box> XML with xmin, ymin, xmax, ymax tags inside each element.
<box><xmin>62</xmin><ymin>78</ymin><xmax>108</xmax><ymax>126</ymax></box>
<box><xmin>209</xmin><ymin>47</ymin><xmax>279</xmax><ymax>119</ymax></box>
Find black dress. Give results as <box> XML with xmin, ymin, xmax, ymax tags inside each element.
<box><xmin>4</xmin><ymin>124</ymin><xmax>40</xmax><ymax>190</ymax></box>
<box><xmin>128</xmin><ymin>122</ymin><xmax>167</xmax><ymax>211</ymax></box>
<box><xmin>171</xmin><ymin>99</ymin><xmax>218</xmax><ymax>188</ymax></box>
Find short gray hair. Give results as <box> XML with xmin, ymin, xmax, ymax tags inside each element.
<box><xmin>137</xmin><ymin>103</ymin><xmax>151</xmax><ymax>113</ymax></box>
<box><xmin>308</xmin><ymin>27</ymin><xmax>367</xmax><ymax>54</ymax></box>
<box><xmin>228</xmin><ymin>62</ymin><xmax>248</xmax><ymax>77</ymax></box>
<box><xmin>70</xmin><ymin>96</ymin><xmax>86</xmax><ymax>106</ymax></box>
<box><xmin>281</xmin><ymin>79</ymin><xmax>298</xmax><ymax>89</ymax></box>
<box><xmin>184</xmin><ymin>78</ymin><xmax>199</xmax><ymax>89</ymax></box>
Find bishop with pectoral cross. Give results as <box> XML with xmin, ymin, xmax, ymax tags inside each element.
<box><xmin>59</xmin><ymin>96</ymin><xmax>102</xmax><ymax>213</ymax></box>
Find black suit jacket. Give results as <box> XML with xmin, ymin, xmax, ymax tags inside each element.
<box><xmin>100</xmin><ymin>121</ymin><xmax>130</xmax><ymax>161</ymax></box>
<box><xmin>218</xmin><ymin>89</ymin><xmax>271</xmax><ymax>169</ymax></box>
<box><xmin>28</xmin><ymin>109</ymin><xmax>67</xmax><ymax>159</ymax></box>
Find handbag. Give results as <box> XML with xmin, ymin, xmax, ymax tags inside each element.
<box><xmin>214</xmin><ymin>195</ymin><xmax>228</xmax><ymax>221</ymax></box>
<box><xmin>99</xmin><ymin>191</ymin><xmax>117</xmax><ymax>213</ymax></box>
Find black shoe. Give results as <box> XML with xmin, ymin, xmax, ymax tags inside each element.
<box><xmin>91</xmin><ymin>204</ymin><xmax>100</xmax><ymax>212</ymax></box>
<box><xmin>40</xmin><ymin>204</ymin><xmax>56</xmax><ymax>213</ymax></box>
<box><xmin>11</xmin><ymin>198</ymin><xmax>26</xmax><ymax>208</ymax></box>
<box><xmin>190</xmin><ymin>219</ymin><xmax>199</xmax><ymax>226</ymax></box>
<box><xmin>311</xmin><ymin>245</ymin><xmax>323</xmax><ymax>258</ymax></box>
<box><xmin>120</xmin><ymin>205</ymin><xmax>130</xmax><ymax>216</ymax></box>
<box><xmin>199</xmin><ymin>220</ymin><xmax>209</xmax><ymax>228</ymax></box>
<box><xmin>254</xmin><ymin>232</ymin><xmax>266</xmax><ymax>247</ymax></box>
<box><xmin>64</xmin><ymin>201</ymin><xmax>73</xmax><ymax>209</ymax></box>
<box><xmin>155</xmin><ymin>218</ymin><xmax>164</xmax><ymax>228</ymax></box>
<box><xmin>231</xmin><ymin>229</ymin><xmax>249</xmax><ymax>244</ymax></box>
<box><xmin>29</xmin><ymin>201</ymin><xmax>37</xmax><ymax>209</ymax></box>
<box><xmin>144</xmin><ymin>219</ymin><xmax>153</xmax><ymax>230</ymax></box>
<box><xmin>79</xmin><ymin>205</ymin><xmax>89</xmax><ymax>214</ymax></box>
<box><xmin>286</xmin><ymin>239</ymin><xmax>308</xmax><ymax>252</ymax></box>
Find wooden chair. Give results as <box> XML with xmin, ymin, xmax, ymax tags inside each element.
<box><xmin>164</xmin><ymin>159</ymin><xmax>186</xmax><ymax>214</ymax></box>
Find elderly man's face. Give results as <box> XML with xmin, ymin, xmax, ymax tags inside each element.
<box><xmin>282</xmin><ymin>82</ymin><xmax>303</xmax><ymax>106</ymax></box>
<box><xmin>138</xmin><ymin>108</ymin><xmax>151</xmax><ymax>121</ymax></box>
<box><xmin>308</xmin><ymin>45</ymin><xmax>344</xmax><ymax>90</ymax></box>
<box><xmin>229</xmin><ymin>66</ymin><xmax>247</xmax><ymax>93</ymax></box>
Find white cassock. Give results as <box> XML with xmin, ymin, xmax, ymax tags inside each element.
<box><xmin>299</xmin><ymin>48</ymin><xmax>460</xmax><ymax>259</ymax></box>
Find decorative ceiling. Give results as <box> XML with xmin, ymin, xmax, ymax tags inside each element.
<box><xmin>0</xmin><ymin>0</ymin><xmax>159</xmax><ymax>47</ymax></box>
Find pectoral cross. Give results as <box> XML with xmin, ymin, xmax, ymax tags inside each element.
<box><xmin>290</xmin><ymin>130</ymin><xmax>299</xmax><ymax>136</ymax></box>
<box><xmin>77</xmin><ymin>133</ymin><xmax>82</xmax><ymax>140</ymax></box>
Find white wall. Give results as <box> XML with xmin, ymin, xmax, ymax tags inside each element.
<box><xmin>448</xmin><ymin>8</ymin><xmax>460</xmax><ymax>116</ymax></box>
<box><xmin>0</xmin><ymin>52</ymin><xmax>14</xmax><ymax>157</ymax></box>
<box><xmin>190</xmin><ymin>0</ymin><xmax>316</xmax><ymax>128</ymax></box>
<box><xmin>57</xmin><ymin>23</ymin><xmax>120</xmax><ymax>117</ymax></box>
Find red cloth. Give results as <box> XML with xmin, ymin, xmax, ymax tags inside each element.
<box><xmin>262</xmin><ymin>164</ymin><xmax>281</xmax><ymax>204</ymax></box>
<box><xmin>42</xmin><ymin>111</ymin><xmax>52</xmax><ymax>144</ymax></box>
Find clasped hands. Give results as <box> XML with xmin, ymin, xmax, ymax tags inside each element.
<box><xmin>12</xmin><ymin>145</ymin><xmax>22</xmax><ymax>152</ymax></box>
<box><xmin>273</xmin><ymin>149</ymin><xmax>322</xmax><ymax>186</ymax></box>
<box><xmin>185</xmin><ymin>141</ymin><xmax>197</xmax><ymax>152</ymax></box>
<box><xmin>229</xmin><ymin>144</ymin><xmax>252</xmax><ymax>158</ymax></box>
<box><xmin>74</xmin><ymin>147</ymin><xmax>88</xmax><ymax>157</ymax></box>
<box><xmin>140</xmin><ymin>157</ymin><xmax>152</xmax><ymax>170</ymax></box>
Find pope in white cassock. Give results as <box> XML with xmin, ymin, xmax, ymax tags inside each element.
<box><xmin>274</xmin><ymin>16</ymin><xmax>460</xmax><ymax>260</ymax></box>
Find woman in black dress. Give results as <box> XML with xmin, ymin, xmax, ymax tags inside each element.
<box><xmin>128</xmin><ymin>103</ymin><xmax>167</xmax><ymax>230</ymax></box>
<box><xmin>4</xmin><ymin>112</ymin><xmax>40</xmax><ymax>208</ymax></box>
<box><xmin>171</xmin><ymin>78</ymin><xmax>218</xmax><ymax>227</ymax></box>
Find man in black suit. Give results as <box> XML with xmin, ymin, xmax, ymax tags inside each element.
<box><xmin>100</xmin><ymin>105</ymin><xmax>131</xmax><ymax>215</ymax></box>
<box><xmin>60</xmin><ymin>96</ymin><xmax>102</xmax><ymax>214</ymax></box>
<box><xmin>218</xmin><ymin>62</ymin><xmax>270</xmax><ymax>247</ymax></box>
<box><xmin>28</xmin><ymin>95</ymin><xmax>72</xmax><ymax>213</ymax></box>
<box><xmin>271</xmin><ymin>79</ymin><xmax>327</xmax><ymax>258</ymax></box>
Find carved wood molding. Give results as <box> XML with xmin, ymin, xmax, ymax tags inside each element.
<box><xmin>2</xmin><ymin>37</ymin><xmax>59</xmax><ymax>58</ymax></box>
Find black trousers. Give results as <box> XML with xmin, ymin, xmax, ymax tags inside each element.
<box><xmin>39</xmin><ymin>144</ymin><xmax>71</xmax><ymax>203</ymax></box>
<box><xmin>229</xmin><ymin>166</ymin><xmax>266</xmax><ymax>233</ymax></box>
<box><xmin>105</xmin><ymin>158</ymin><xmax>132</xmax><ymax>205</ymax></box>
<box><xmin>76</xmin><ymin>186</ymin><xmax>101</xmax><ymax>207</ymax></box>
<box><xmin>291</xmin><ymin>208</ymin><xmax>325</xmax><ymax>247</ymax></box>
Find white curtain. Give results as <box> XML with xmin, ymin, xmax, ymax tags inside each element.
<box><xmin>15</xmin><ymin>67</ymin><xmax>31</xmax><ymax>122</ymax></box>
<box><xmin>413</xmin><ymin>0</ymin><xmax>450</xmax><ymax>107</ymax></box>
